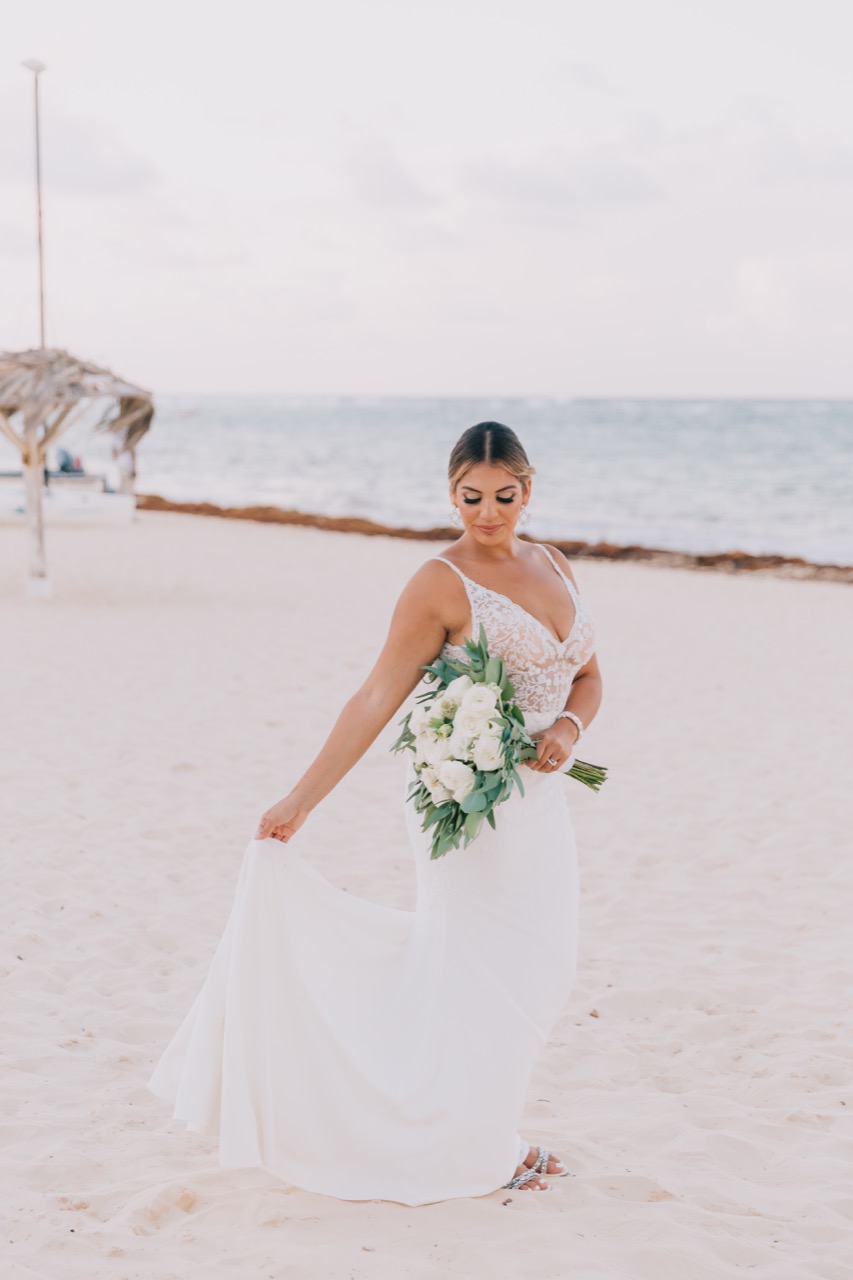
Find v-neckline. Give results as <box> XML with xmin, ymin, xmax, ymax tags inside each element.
<box><xmin>438</xmin><ymin>556</ymin><xmax>580</xmax><ymax>650</ymax></box>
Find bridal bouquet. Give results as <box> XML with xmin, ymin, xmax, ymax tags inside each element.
<box><xmin>391</xmin><ymin>626</ymin><xmax>607</xmax><ymax>860</ymax></box>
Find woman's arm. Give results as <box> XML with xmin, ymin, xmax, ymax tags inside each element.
<box><xmin>561</xmin><ymin>652</ymin><xmax>604</xmax><ymax>733</ymax></box>
<box><xmin>527</xmin><ymin>650</ymin><xmax>604</xmax><ymax>771</ymax></box>
<box><xmin>254</xmin><ymin>561</ymin><xmax>459</xmax><ymax>842</ymax></box>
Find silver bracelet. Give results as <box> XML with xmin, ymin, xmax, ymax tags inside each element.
<box><xmin>557</xmin><ymin>710</ymin><xmax>584</xmax><ymax>743</ymax></box>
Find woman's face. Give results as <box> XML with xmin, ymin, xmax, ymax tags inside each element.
<box><xmin>450</xmin><ymin>462</ymin><xmax>531</xmax><ymax>547</ymax></box>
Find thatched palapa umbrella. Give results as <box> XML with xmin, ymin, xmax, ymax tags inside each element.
<box><xmin>0</xmin><ymin>347</ymin><xmax>154</xmax><ymax>595</ymax></box>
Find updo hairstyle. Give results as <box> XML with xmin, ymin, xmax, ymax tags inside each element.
<box><xmin>447</xmin><ymin>421</ymin><xmax>536</xmax><ymax>491</ymax></box>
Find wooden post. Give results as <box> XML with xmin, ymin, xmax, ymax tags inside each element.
<box><xmin>22</xmin><ymin>411</ymin><xmax>51</xmax><ymax>597</ymax></box>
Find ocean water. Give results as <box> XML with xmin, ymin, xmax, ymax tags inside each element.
<box><xmin>6</xmin><ymin>397</ymin><xmax>852</xmax><ymax>564</ymax></box>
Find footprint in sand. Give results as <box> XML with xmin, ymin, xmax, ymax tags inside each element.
<box><xmin>590</xmin><ymin>1175</ymin><xmax>676</xmax><ymax>1203</ymax></box>
<box><xmin>123</xmin><ymin>1183</ymin><xmax>201</xmax><ymax>1234</ymax></box>
<box><xmin>56</xmin><ymin>1195</ymin><xmax>89</xmax><ymax>1212</ymax></box>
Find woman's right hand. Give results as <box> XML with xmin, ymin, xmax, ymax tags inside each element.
<box><xmin>254</xmin><ymin>794</ymin><xmax>311</xmax><ymax>843</ymax></box>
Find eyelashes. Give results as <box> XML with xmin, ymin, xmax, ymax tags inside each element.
<box><xmin>461</xmin><ymin>496</ymin><xmax>516</xmax><ymax>505</ymax></box>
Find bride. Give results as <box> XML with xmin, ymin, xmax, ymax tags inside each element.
<box><xmin>148</xmin><ymin>421</ymin><xmax>602</xmax><ymax>1204</ymax></box>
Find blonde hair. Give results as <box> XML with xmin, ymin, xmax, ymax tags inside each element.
<box><xmin>448</xmin><ymin>421</ymin><xmax>536</xmax><ymax>491</ymax></box>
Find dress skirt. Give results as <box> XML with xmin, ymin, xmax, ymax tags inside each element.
<box><xmin>148</xmin><ymin>765</ymin><xmax>579</xmax><ymax>1206</ymax></box>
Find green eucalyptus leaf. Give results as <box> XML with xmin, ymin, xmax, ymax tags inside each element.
<box><xmin>464</xmin><ymin>810</ymin><xmax>484</xmax><ymax>840</ymax></box>
<box><xmin>484</xmin><ymin>657</ymin><xmax>503</xmax><ymax>685</ymax></box>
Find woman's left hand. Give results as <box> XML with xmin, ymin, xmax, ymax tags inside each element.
<box><xmin>526</xmin><ymin>718</ymin><xmax>578</xmax><ymax>773</ymax></box>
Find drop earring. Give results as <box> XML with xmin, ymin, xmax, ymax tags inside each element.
<box><xmin>449</xmin><ymin>507</ymin><xmax>462</xmax><ymax>527</ymax></box>
<box><xmin>519</xmin><ymin>506</ymin><xmax>530</xmax><ymax>527</ymax></box>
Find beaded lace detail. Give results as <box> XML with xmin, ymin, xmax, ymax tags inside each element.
<box><xmin>433</xmin><ymin>546</ymin><xmax>597</xmax><ymax>736</ymax></box>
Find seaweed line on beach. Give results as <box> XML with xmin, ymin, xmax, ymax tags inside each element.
<box><xmin>135</xmin><ymin>494</ymin><xmax>853</xmax><ymax>584</ymax></box>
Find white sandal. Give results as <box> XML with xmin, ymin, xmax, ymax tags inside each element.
<box><xmin>503</xmin><ymin>1164</ymin><xmax>552</xmax><ymax>1192</ymax></box>
<box><xmin>527</xmin><ymin>1143</ymin><xmax>569</xmax><ymax>1178</ymax></box>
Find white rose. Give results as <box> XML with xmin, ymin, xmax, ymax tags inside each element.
<box><xmin>454</xmin><ymin>707</ymin><xmax>490</xmax><ymax>737</ymax></box>
<box><xmin>438</xmin><ymin>759</ymin><xmax>477</xmax><ymax>803</ymax></box>
<box><xmin>444</xmin><ymin>674</ymin><xmax>473</xmax><ymax>701</ymax></box>
<box><xmin>460</xmin><ymin>684</ymin><xmax>500</xmax><ymax>717</ymax></box>
<box><xmin>419</xmin><ymin>765</ymin><xmax>452</xmax><ymax>805</ymax></box>
<box><xmin>414</xmin><ymin>725</ymin><xmax>438</xmax><ymax>763</ymax></box>
<box><xmin>423</xmin><ymin>734</ymin><xmax>455</xmax><ymax>766</ymax></box>
<box><xmin>436</xmin><ymin>691</ymin><xmax>461</xmax><ymax>718</ymax></box>
<box><xmin>409</xmin><ymin>702</ymin><xmax>432</xmax><ymax>734</ymax></box>
<box><xmin>448</xmin><ymin>725</ymin><xmax>473</xmax><ymax>760</ymax></box>
<box><xmin>472</xmin><ymin>733</ymin><xmax>504</xmax><ymax>772</ymax></box>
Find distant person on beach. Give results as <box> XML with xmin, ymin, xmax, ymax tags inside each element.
<box><xmin>149</xmin><ymin>421</ymin><xmax>603</xmax><ymax>1203</ymax></box>
<box><xmin>56</xmin><ymin>448</ymin><xmax>84</xmax><ymax>474</ymax></box>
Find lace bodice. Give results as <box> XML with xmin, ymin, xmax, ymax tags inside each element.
<box><xmin>434</xmin><ymin>546</ymin><xmax>597</xmax><ymax>736</ymax></box>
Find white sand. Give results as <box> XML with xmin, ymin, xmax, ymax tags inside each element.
<box><xmin>3</xmin><ymin>511</ymin><xmax>852</xmax><ymax>1280</ymax></box>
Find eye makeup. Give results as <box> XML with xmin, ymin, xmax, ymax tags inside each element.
<box><xmin>460</xmin><ymin>485</ymin><xmax>519</xmax><ymax>507</ymax></box>
<box><xmin>462</xmin><ymin>496</ymin><xmax>516</xmax><ymax>505</ymax></box>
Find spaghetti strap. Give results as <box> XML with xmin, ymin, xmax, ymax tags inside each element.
<box><xmin>432</xmin><ymin>556</ymin><xmax>478</xmax><ymax>641</ymax></box>
<box><xmin>536</xmin><ymin>544</ymin><xmax>578</xmax><ymax>598</ymax></box>
<box><xmin>432</xmin><ymin>555</ymin><xmax>470</xmax><ymax>586</ymax></box>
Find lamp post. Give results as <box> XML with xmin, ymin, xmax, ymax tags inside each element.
<box><xmin>22</xmin><ymin>59</ymin><xmax>47</xmax><ymax>349</ymax></box>
<box><xmin>21</xmin><ymin>59</ymin><xmax>51</xmax><ymax>597</ymax></box>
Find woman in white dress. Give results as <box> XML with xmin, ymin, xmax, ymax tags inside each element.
<box><xmin>148</xmin><ymin>421</ymin><xmax>602</xmax><ymax>1203</ymax></box>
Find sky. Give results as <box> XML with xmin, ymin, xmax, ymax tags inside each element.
<box><xmin>2</xmin><ymin>0</ymin><xmax>853</xmax><ymax>396</ymax></box>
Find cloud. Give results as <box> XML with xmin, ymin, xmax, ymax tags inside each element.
<box><xmin>706</xmin><ymin>255</ymin><xmax>794</xmax><ymax>338</ymax></box>
<box><xmin>754</xmin><ymin>121</ymin><xmax>853</xmax><ymax>186</ymax></box>
<box><xmin>460</xmin><ymin>145</ymin><xmax>662</xmax><ymax>223</ymax></box>
<box><xmin>0</xmin><ymin>95</ymin><xmax>158</xmax><ymax>196</ymax></box>
<box><xmin>553</xmin><ymin>59</ymin><xmax>616</xmax><ymax>97</ymax></box>
<box><xmin>46</xmin><ymin>115</ymin><xmax>159</xmax><ymax>194</ymax></box>
<box><xmin>669</xmin><ymin>99</ymin><xmax>853</xmax><ymax>191</ymax></box>
<box><xmin>734</xmin><ymin>257</ymin><xmax>795</xmax><ymax>327</ymax></box>
<box><xmin>0</xmin><ymin>216</ymin><xmax>37</xmax><ymax>259</ymax></box>
<box><xmin>341</xmin><ymin>136</ymin><xmax>436</xmax><ymax>209</ymax></box>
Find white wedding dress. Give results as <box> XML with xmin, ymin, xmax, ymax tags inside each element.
<box><xmin>148</xmin><ymin>545</ymin><xmax>597</xmax><ymax>1205</ymax></box>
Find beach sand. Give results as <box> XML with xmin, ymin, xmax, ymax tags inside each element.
<box><xmin>2</xmin><ymin>511</ymin><xmax>852</xmax><ymax>1279</ymax></box>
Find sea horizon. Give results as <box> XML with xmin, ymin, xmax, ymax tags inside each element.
<box><xmin>3</xmin><ymin>394</ymin><xmax>851</xmax><ymax>566</ymax></box>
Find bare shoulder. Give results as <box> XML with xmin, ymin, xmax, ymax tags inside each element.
<box><xmin>405</xmin><ymin>554</ymin><xmax>461</xmax><ymax>594</ymax></box>
<box><xmin>541</xmin><ymin>543</ymin><xmax>581</xmax><ymax>589</ymax></box>
<box><xmin>393</xmin><ymin>554</ymin><xmax>466</xmax><ymax>618</ymax></box>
